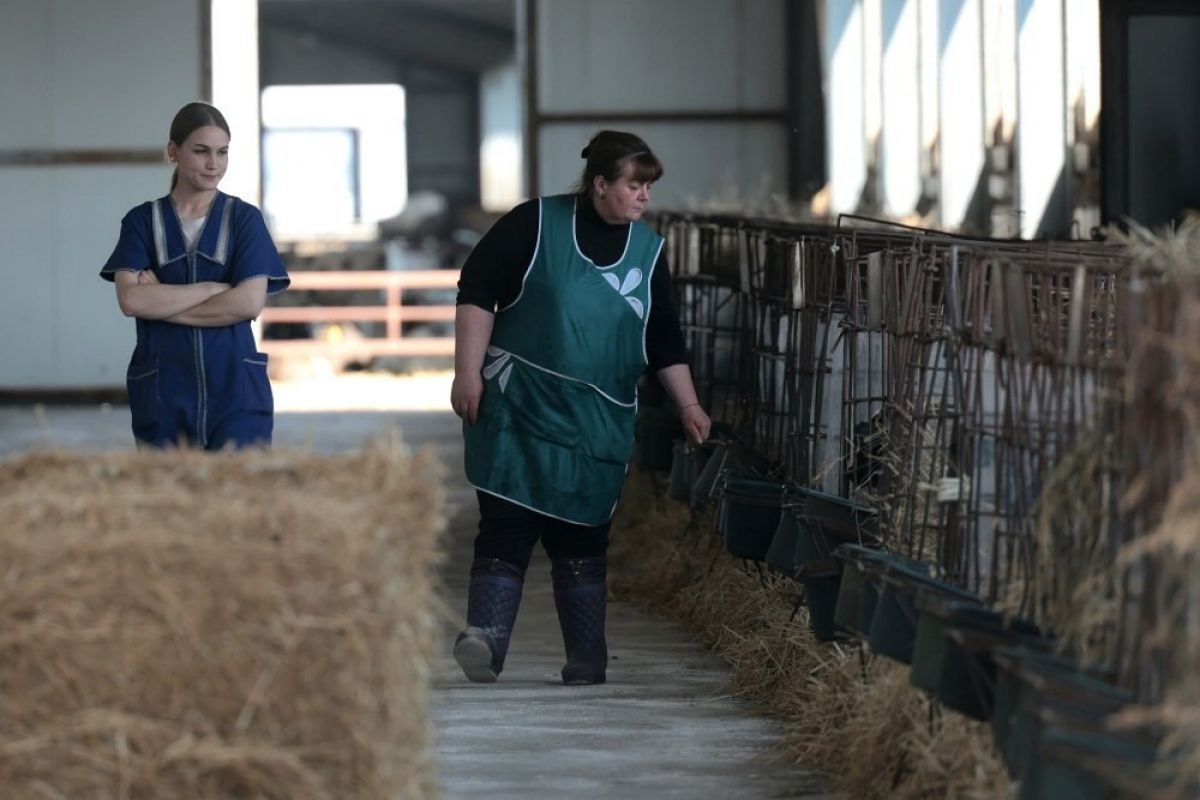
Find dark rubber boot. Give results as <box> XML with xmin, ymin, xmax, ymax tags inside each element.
<box><xmin>551</xmin><ymin>556</ymin><xmax>609</xmax><ymax>686</ymax></box>
<box><xmin>454</xmin><ymin>558</ymin><xmax>525</xmax><ymax>683</ymax></box>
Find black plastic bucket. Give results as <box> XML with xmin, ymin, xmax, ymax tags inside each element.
<box><xmin>997</xmin><ymin>653</ymin><xmax>1132</xmax><ymax>780</ymax></box>
<box><xmin>792</xmin><ymin>512</ymin><xmax>834</xmax><ymax>565</ymax></box>
<box><xmin>832</xmin><ymin>544</ymin><xmax>888</xmax><ymax>635</ymax></box>
<box><xmin>690</xmin><ymin>443</ymin><xmax>755</xmax><ymax>509</ymax></box>
<box><xmin>867</xmin><ymin>566</ymin><xmax>980</xmax><ymax>664</ymax></box>
<box><xmin>800</xmin><ymin>559</ymin><xmax>842</xmax><ymax>641</ymax></box>
<box><xmin>669</xmin><ymin>441</ymin><xmax>712</xmax><ymax>502</ymax></box>
<box><xmin>718</xmin><ymin>477</ymin><xmax>791</xmax><ymax>561</ymax></box>
<box><xmin>637</xmin><ymin>412</ymin><xmax>681</xmax><ymax>471</ymax></box>
<box><xmin>800</xmin><ymin>489</ymin><xmax>880</xmax><ymax>540</ymax></box>
<box><xmin>992</xmin><ymin>647</ymin><xmax>1123</xmax><ymax>759</ymax></box>
<box><xmin>926</xmin><ymin>605</ymin><xmax>1049</xmax><ymax>721</ymax></box>
<box><xmin>1026</xmin><ymin>726</ymin><xmax>1164</xmax><ymax>800</ymax></box>
<box><xmin>765</xmin><ymin>506</ymin><xmax>802</xmax><ymax>576</ymax></box>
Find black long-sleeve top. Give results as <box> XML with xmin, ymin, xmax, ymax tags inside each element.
<box><xmin>456</xmin><ymin>196</ymin><xmax>689</xmax><ymax>370</ymax></box>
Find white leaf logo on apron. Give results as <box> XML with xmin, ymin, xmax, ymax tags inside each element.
<box><xmin>483</xmin><ymin>347</ymin><xmax>515</xmax><ymax>393</ymax></box>
<box><xmin>601</xmin><ymin>268</ymin><xmax>645</xmax><ymax>319</ymax></box>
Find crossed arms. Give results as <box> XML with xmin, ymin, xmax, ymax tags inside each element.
<box><xmin>113</xmin><ymin>270</ymin><xmax>268</xmax><ymax>327</ymax></box>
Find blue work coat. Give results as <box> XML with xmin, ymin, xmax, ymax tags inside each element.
<box><xmin>100</xmin><ymin>192</ymin><xmax>290</xmax><ymax>449</ymax></box>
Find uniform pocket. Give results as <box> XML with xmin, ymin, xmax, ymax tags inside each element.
<box><xmin>126</xmin><ymin>360</ymin><xmax>160</xmax><ymax>441</ymax></box>
<box><xmin>241</xmin><ymin>353</ymin><xmax>274</xmax><ymax>414</ymax></box>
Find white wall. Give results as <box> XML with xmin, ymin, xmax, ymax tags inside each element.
<box><xmin>211</xmin><ymin>0</ymin><xmax>261</xmax><ymax>205</ymax></box>
<box><xmin>1016</xmin><ymin>0</ymin><xmax>1066</xmax><ymax>238</ymax></box>
<box><xmin>539</xmin><ymin>122</ymin><xmax>788</xmax><ymax>205</ymax></box>
<box><xmin>881</xmin><ymin>0</ymin><xmax>921</xmax><ymax>216</ymax></box>
<box><xmin>0</xmin><ymin>0</ymin><xmax>202</xmax><ymax>389</ymax></box>
<box><xmin>480</xmin><ymin>62</ymin><xmax>524</xmax><ymax>211</ymax></box>
<box><xmin>938</xmin><ymin>0</ymin><xmax>984</xmax><ymax>229</ymax></box>
<box><xmin>826</xmin><ymin>0</ymin><xmax>867</xmax><ymax>214</ymax></box>
<box><xmin>533</xmin><ymin>0</ymin><xmax>788</xmax><ymax>207</ymax></box>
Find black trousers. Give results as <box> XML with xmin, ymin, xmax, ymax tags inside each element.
<box><xmin>473</xmin><ymin>491</ymin><xmax>610</xmax><ymax>573</ymax></box>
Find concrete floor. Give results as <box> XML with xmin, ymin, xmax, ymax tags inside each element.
<box><xmin>0</xmin><ymin>400</ymin><xmax>831</xmax><ymax>799</ymax></box>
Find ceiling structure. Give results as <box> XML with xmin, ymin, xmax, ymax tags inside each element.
<box><xmin>259</xmin><ymin>0</ymin><xmax>516</xmax><ymax>75</ymax></box>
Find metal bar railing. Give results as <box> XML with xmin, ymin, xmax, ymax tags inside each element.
<box><xmin>259</xmin><ymin>269</ymin><xmax>459</xmax><ymax>359</ymax></box>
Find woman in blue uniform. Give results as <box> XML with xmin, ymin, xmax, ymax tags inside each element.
<box><xmin>101</xmin><ymin>102</ymin><xmax>289</xmax><ymax>449</ymax></box>
<box><xmin>451</xmin><ymin>130</ymin><xmax>711</xmax><ymax>685</ymax></box>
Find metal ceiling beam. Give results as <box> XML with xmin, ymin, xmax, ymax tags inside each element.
<box><xmin>261</xmin><ymin>18</ymin><xmax>481</xmax><ymax>80</ymax></box>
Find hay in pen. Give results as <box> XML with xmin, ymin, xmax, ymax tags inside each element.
<box><xmin>611</xmin><ymin>469</ymin><xmax>1011</xmax><ymax>799</ymax></box>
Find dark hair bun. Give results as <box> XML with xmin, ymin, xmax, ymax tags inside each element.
<box><xmin>580</xmin><ymin>146</ymin><xmax>590</xmax><ymax>159</ymax></box>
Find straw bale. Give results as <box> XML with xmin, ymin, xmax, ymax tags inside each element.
<box><xmin>1113</xmin><ymin>427</ymin><xmax>1200</xmax><ymax>789</ymax></box>
<box><xmin>611</xmin><ymin>468</ymin><xmax>1013</xmax><ymax>798</ymax></box>
<box><xmin>1110</xmin><ymin>212</ymin><xmax>1200</xmax><ymax>277</ymax></box>
<box><xmin>1025</xmin><ymin>423</ymin><xmax>1123</xmax><ymax>667</ymax></box>
<box><xmin>0</xmin><ymin>440</ymin><xmax>443</xmax><ymax>799</ymax></box>
<box><xmin>1109</xmin><ymin>218</ymin><xmax>1200</xmax><ymax>791</ymax></box>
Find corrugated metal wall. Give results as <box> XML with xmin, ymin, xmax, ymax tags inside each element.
<box><xmin>0</xmin><ymin>0</ymin><xmax>204</xmax><ymax>389</ymax></box>
<box><xmin>527</xmin><ymin>0</ymin><xmax>790</xmax><ymax>208</ymax></box>
<box><xmin>826</xmin><ymin>0</ymin><xmax>1102</xmax><ymax>237</ymax></box>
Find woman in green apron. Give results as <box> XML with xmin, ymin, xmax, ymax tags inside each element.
<box><xmin>450</xmin><ymin>131</ymin><xmax>710</xmax><ymax>685</ymax></box>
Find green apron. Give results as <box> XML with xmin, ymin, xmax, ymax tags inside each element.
<box><xmin>464</xmin><ymin>194</ymin><xmax>665</xmax><ymax>525</ymax></box>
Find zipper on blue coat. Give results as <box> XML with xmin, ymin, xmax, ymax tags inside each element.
<box><xmin>189</xmin><ymin>251</ymin><xmax>208</xmax><ymax>447</ymax></box>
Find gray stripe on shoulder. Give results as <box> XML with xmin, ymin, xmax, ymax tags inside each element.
<box><xmin>151</xmin><ymin>200</ymin><xmax>167</xmax><ymax>267</ymax></box>
<box><xmin>214</xmin><ymin>195</ymin><xmax>235</xmax><ymax>264</ymax></box>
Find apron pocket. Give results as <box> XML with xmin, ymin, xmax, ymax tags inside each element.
<box><xmin>241</xmin><ymin>354</ymin><xmax>274</xmax><ymax>414</ymax></box>
<box><xmin>480</xmin><ymin>355</ymin><xmax>635</xmax><ymax>464</ymax></box>
<box><xmin>126</xmin><ymin>361</ymin><xmax>160</xmax><ymax>441</ymax></box>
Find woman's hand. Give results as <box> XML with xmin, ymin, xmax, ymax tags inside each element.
<box><xmin>451</xmin><ymin>371</ymin><xmax>484</xmax><ymax>424</ymax></box>
<box><xmin>679</xmin><ymin>403</ymin><xmax>711</xmax><ymax>446</ymax></box>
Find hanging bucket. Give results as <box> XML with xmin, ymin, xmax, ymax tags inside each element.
<box><xmin>867</xmin><ymin>566</ymin><xmax>981</xmax><ymax>664</ymax></box>
<box><xmin>800</xmin><ymin>489</ymin><xmax>880</xmax><ymax>541</ymax></box>
<box><xmin>832</xmin><ymin>544</ymin><xmax>888</xmax><ymax>635</ymax></box>
<box><xmin>1007</xmin><ymin>694</ymin><xmax>1140</xmax><ymax>788</ymax></box>
<box><xmin>1026</xmin><ymin>725</ymin><xmax>1165</xmax><ymax>800</ymax></box>
<box><xmin>991</xmin><ymin>646</ymin><xmax>1122</xmax><ymax>759</ymax></box>
<box><xmin>799</xmin><ymin>559</ymin><xmax>842</xmax><ymax>642</ymax></box>
<box><xmin>997</xmin><ymin>653</ymin><xmax>1132</xmax><ymax>780</ymax></box>
<box><xmin>765</xmin><ymin>505</ymin><xmax>802</xmax><ymax>576</ymax></box>
<box><xmin>690</xmin><ymin>443</ymin><xmax>752</xmax><ymax>509</ymax></box>
<box><xmin>917</xmin><ymin>603</ymin><xmax>1050</xmax><ymax>721</ymax></box>
<box><xmin>792</xmin><ymin>513</ymin><xmax>834</xmax><ymax>566</ymax></box>
<box><xmin>854</xmin><ymin>553</ymin><xmax>931</xmax><ymax>638</ymax></box>
<box><xmin>669</xmin><ymin>441</ymin><xmax>712</xmax><ymax>502</ymax></box>
<box><xmin>717</xmin><ymin>477</ymin><xmax>792</xmax><ymax>562</ymax></box>
<box><xmin>910</xmin><ymin>598</ymin><xmax>1045</xmax><ymax>695</ymax></box>
<box><xmin>637</xmin><ymin>412</ymin><xmax>681</xmax><ymax>471</ymax></box>
<box><xmin>765</xmin><ymin>489</ymin><xmax>815</xmax><ymax>576</ymax></box>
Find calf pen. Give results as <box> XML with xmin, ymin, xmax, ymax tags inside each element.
<box><xmin>614</xmin><ymin>211</ymin><xmax>1200</xmax><ymax>798</ymax></box>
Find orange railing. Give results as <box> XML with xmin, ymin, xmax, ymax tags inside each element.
<box><xmin>259</xmin><ymin>270</ymin><xmax>459</xmax><ymax>358</ymax></box>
